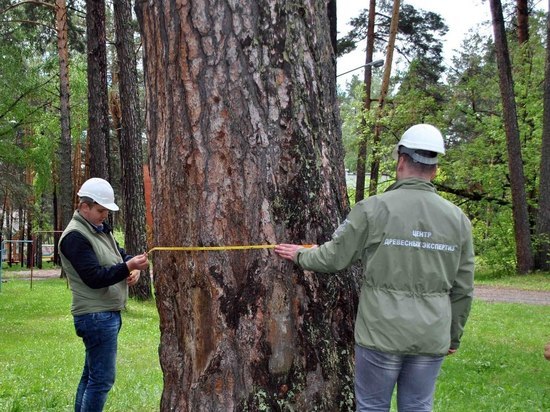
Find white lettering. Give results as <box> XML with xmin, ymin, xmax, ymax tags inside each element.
<box><xmin>412</xmin><ymin>230</ymin><xmax>432</xmax><ymax>238</ymax></box>
<box><xmin>383</xmin><ymin>237</ymin><xmax>456</xmax><ymax>252</ymax></box>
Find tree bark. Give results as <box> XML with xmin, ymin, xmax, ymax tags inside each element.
<box><xmin>137</xmin><ymin>0</ymin><xmax>359</xmax><ymax>410</ymax></box>
<box><xmin>368</xmin><ymin>0</ymin><xmax>399</xmax><ymax>196</ymax></box>
<box><xmin>86</xmin><ymin>0</ymin><xmax>109</xmax><ymax>179</ymax></box>
<box><xmin>355</xmin><ymin>0</ymin><xmax>377</xmax><ymax>203</ymax></box>
<box><xmin>535</xmin><ymin>2</ymin><xmax>550</xmax><ymax>270</ymax></box>
<box><xmin>517</xmin><ymin>0</ymin><xmax>529</xmax><ymax>44</ymax></box>
<box><xmin>327</xmin><ymin>0</ymin><xmax>337</xmax><ymax>57</ymax></box>
<box><xmin>489</xmin><ymin>0</ymin><xmax>533</xmax><ymax>273</ymax></box>
<box><xmin>55</xmin><ymin>0</ymin><xmax>73</xmax><ymax>230</ymax></box>
<box><xmin>113</xmin><ymin>0</ymin><xmax>151</xmax><ymax>299</ymax></box>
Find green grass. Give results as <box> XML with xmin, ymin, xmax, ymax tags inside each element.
<box><xmin>474</xmin><ymin>270</ymin><xmax>550</xmax><ymax>291</ymax></box>
<box><xmin>0</xmin><ymin>277</ymin><xmax>548</xmax><ymax>411</ymax></box>
<box><xmin>0</xmin><ymin>279</ymin><xmax>162</xmax><ymax>412</ymax></box>
<box><xmin>434</xmin><ymin>301</ymin><xmax>549</xmax><ymax>411</ymax></box>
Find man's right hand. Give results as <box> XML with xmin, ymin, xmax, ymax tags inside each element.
<box><xmin>126</xmin><ymin>253</ymin><xmax>149</xmax><ymax>272</ymax></box>
<box><xmin>274</xmin><ymin>244</ymin><xmax>304</xmax><ymax>262</ymax></box>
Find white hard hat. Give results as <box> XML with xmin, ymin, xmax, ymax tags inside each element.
<box><xmin>392</xmin><ymin>124</ymin><xmax>445</xmax><ymax>164</ymax></box>
<box><xmin>77</xmin><ymin>178</ymin><xmax>119</xmax><ymax>211</ymax></box>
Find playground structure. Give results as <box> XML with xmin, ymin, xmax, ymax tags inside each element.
<box><xmin>0</xmin><ymin>230</ymin><xmax>63</xmax><ymax>291</ymax></box>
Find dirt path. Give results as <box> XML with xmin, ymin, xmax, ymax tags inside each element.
<box><xmin>2</xmin><ymin>268</ymin><xmax>61</xmax><ymax>280</ymax></box>
<box><xmin>3</xmin><ymin>268</ymin><xmax>550</xmax><ymax>306</ymax></box>
<box><xmin>474</xmin><ymin>284</ymin><xmax>550</xmax><ymax>305</ymax></box>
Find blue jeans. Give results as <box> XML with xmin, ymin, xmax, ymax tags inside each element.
<box><xmin>73</xmin><ymin>311</ymin><xmax>121</xmax><ymax>412</ymax></box>
<box><xmin>355</xmin><ymin>345</ymin><xmax>444</xmax><ymax>412</ymax></box>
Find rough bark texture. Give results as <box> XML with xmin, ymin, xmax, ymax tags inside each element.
<box><xmin>113</xmin><ymin>0</ymin><xmax>152</xmax><ymax>299</ymax></box>
<box><xmin>86</xmin><ymin>0</ymin><xmax>109</xmax><ymax>179</ymax></box>
<box><xmin>327</xmin><ymin>0</ymin><xmax>337</xmax><ymax>56</ymax></box>
<box><xmin>136</xmin><ymin>0</ymin><xmax>359</xmax><ymax>410</ymax></box>
<box><xmin>55</xmin><ymin>0</ymin><xmax>73</xmax><ymax>229</ymax></box>
<box><xmin>535</xmin><ymin>2</ymin><xmax>550</xmax><ymax>270</ymax></box>
<box><xmin>517</xmin><ymin>0</ymin><xmax>529</xmax><ymax>44</ymax></box>
<box><xmin>489</xmin><ymin>0</ymin><xmax>534</xmax><ymax>273</ymax></box>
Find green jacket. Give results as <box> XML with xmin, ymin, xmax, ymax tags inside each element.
<box><xmin>296</xmin><ymin>178</ymin><xmax>474</xmax><ymax>356</ymax></box>
<box><xmin>59</xmin><ymin>211</ymin><xmax>127</xmax><ymax>316</ymax></box>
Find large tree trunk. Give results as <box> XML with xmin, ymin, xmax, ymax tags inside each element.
<box><xmin>368</xmin><ymin>0</ymin><xmax>399</xmax><ymax>196</ymax></box>
<box><xmin>86</xmin><ymin>0</ymin><xmax>109</xmax><ymax>179</ymax></box>
<box><xmin>535</xmin><ymin>2</ymin><xmax>550</xmax><ymax>270</ymax></box>
<box><xmin>137</xmin><ymin>0</ymin><xmax>359</xmax><ymax>410</ymax></box>
<box><xmin>113</xmin><ymin>0</ymin><xmax>151</xmax><ymax>299</ymax></box>
<box><xmin>355</xmin><ymin>0</ymin><xmax>377</xmax><ymax>203</ymax></box>
<box><xmin>489</xmin><ymin>0</ymin><xmax>533</xmax><ymax>273</ymax></box>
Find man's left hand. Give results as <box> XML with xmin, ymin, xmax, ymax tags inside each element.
<box><xmin>127</xmin><ymin>269</ymin><xmax>141</xmax><ymax>286</ymax></box>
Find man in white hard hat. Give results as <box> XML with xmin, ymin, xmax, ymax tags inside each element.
<box><xmin>275</xmin><ymin>124</ymin><xmax>474</xmax><ymax>411</ymax></box>
<box><xmin>59</xmin><ymin>177</ymin><xmax>149</xmax><ymax>412</ymax></box>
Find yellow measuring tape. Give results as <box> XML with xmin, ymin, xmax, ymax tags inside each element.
<box><xmin>148</xmin><ymin>244</ymin><xmax>314</xmax><ymax>253</ymax></box>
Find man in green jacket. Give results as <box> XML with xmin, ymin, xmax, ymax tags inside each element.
<box><xmin>275</xmin><ymin>124</ymin><xmax>474</xmax><ymax>411</ymax></box>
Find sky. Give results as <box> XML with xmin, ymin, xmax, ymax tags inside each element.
<box><xmin>336</xmin><ymin>0</ymin><xmax>548</xmax><ymax>87</ymax></box>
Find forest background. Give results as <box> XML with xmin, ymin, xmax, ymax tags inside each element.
<box><xmin>0</xmin><ymin>1</ymin><xmax>548</xmax><ymax>273</ymax></box>
<box><xmin>1</xmin><ymin>0</ymin><xmax>549</xmax><ymax>278</ymax></box>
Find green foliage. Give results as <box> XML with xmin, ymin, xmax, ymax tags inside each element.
<box><xmin>338</xmin><ymin>75</ymin><xmax>367</xmax><ymax>172</ymax></box>
<box><xmin>471</xmin><ymin>209</ymin><xmax>517</xmax><ymax>276</ymax></box>
<box><xmin>113</xmin><ymin>229</ymin><xmax>125</xmax><ymax>247</ymax></box>
<box><xmin>339</xmin><ymin>7</ymin><xmax>549</xmax><ymax>273</ymax></box>
<box><xmin>0</xmin><ymin>2</ymin><xmax>89</xmax><ymax>237</ymax></box>
<box><xmin>337</xmin><ymin>3</ymin><xmax>448</xmax><ymax>70</ymax></box>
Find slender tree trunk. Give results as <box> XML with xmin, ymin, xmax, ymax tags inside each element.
<box><xmin>26</xmin><ymin>211</ymin><xmax>32</xmax><ymax>267</ymax></box>
<box><xmin>7</xmin><ymin>208</ymin><xmax>12</xmax><ymax>266</ymax></box>
<box><xmin>327</xmin><ymin>0</ymin><xmax>337</xmax><ymax>56</ymax></box>
<box><xmin>25</xmin><ymin>162</ymin><xmax>33</xmax><ymax>268</ymax></box>
<box><xmin>113</xmin><ymin>0</ymin><xmax>151</xmax><ymax>299</ymax></box>
<box><xmin>489</xmin><ymin>0</ymin><xmax>533</xmax><ymax>273</ymax></box>
<box><xmin>56</xmin><ymin>0</ymin><xmax>73</xmax><ymax>230</ymax></box>
<box><xmin>86</xmin><ymin>0</ymin><xmax>109</xmax><ymax>179</ymax></box>
<box><xmin>72</xmin><ymin>137</ymin><xmax>83</xmax><ymax>211</ymax></box>
<box><xmin>369</xmin><ymin>0</ymin><xmax>399</xmax><ymax>196</ymax></box>
<box><xmin>52</xmin><ymin>181</ymin><xmax>62</xmax><ymax>267</ymax></box>
<box><xmin>535</xmin><ymin>1</ymin><xmax>550</xmax><ymax>270</ymax></box>
<box><xmin>19</xmin><ymin>207</ymin><xmax>24</xmax><ymax>267</ymax></box>
<box><xmin>355</xmin><ymin>0</ymin><xmax>377</xmax><ymax>202</ymax></box>
<box><xmin>137</xmin><ymin>0</ymin><xmax>359</xmax><ymax>409</ymax></box>
<box><xmin>517</xmin><ymin>0</ymin><xmax>529</xmax><ymax>44</ymax></box>
<box><xmin>0</xmin><ymin>193</ymin><xmax>6</xmax><ymax>235</ymax></box>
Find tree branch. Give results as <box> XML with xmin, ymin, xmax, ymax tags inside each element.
<box><xmin>0</xmin><ymin>19</ymin><xmax>56</xmax><ymax>31</ymax></box>
<box><xmin>0</xmin><ymin>76</ymin><xmax>56</xmax><ymax>122</ymax></box>
<box><xmin>434</xmin><ymin>182</ymin><xmax>510</xmax><ymax>206</ymax></box>
<box><xmin>0</xmin><ymin>0</ymin><xmax>55</xmax><ymax>15</ymax></box>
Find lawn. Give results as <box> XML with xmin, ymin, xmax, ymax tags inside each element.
<box><xmin>0</xmin><ymin>279</ymin><xmax>162</xmax><ymax>412</ymax></box>
<box><xmin>0</xmin><ymin>276</ymin><xmax>548</xmax><ymax>411</ymax></box>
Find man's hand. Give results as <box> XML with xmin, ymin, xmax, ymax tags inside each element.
<box><xmin>274</xmin><ymin>244</ymin><xmax>305</xmax><ymax>262</ymax></box>
<box><xmin>126</xmin><ymin>253</ymin><xmax>149</xmax><ymax>272</ymax></box>
<box><xmin>447</xmin><ymin>348</ymin><xmax>457</xmax><ymax>356</ymax></box>
<box><xmin>127</xmin><ymin>269</ymin><xmax>141</xmax><ymax>286</ymax></box>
